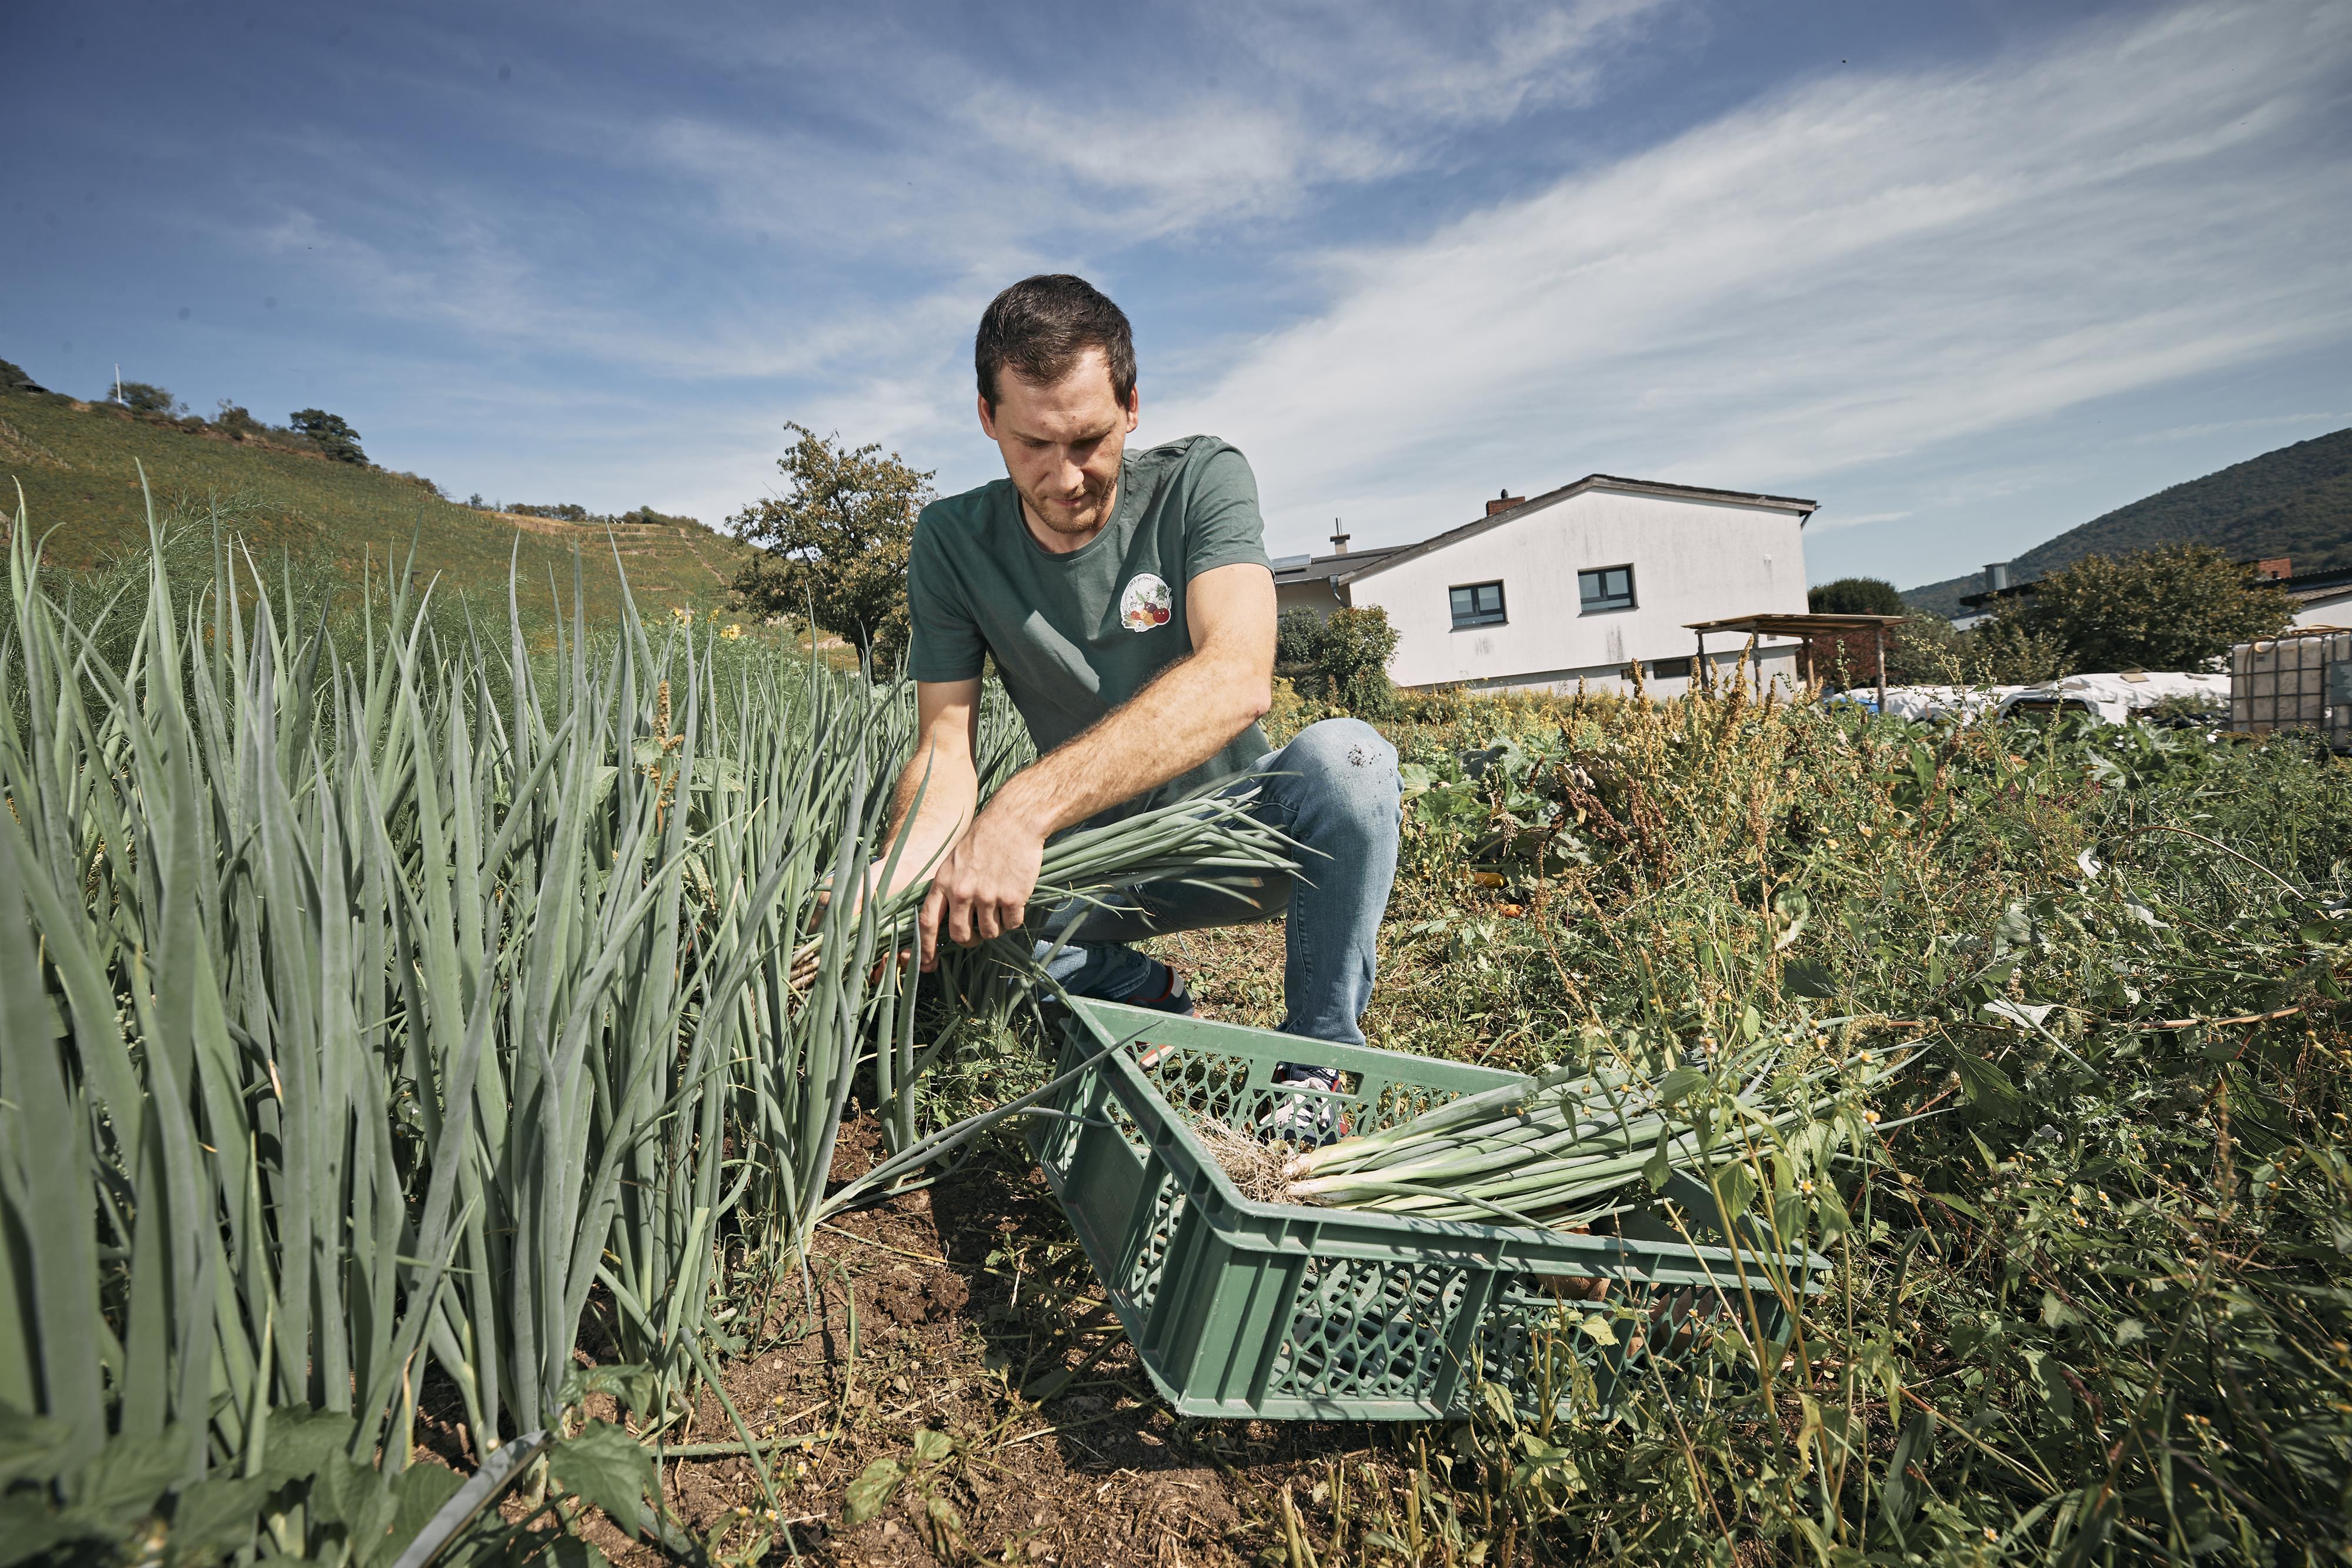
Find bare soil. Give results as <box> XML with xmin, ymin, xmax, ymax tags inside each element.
<box><xmin>576</xmin><ymin>1116</ymin><xmax>1415</xmax><ymax>1568</ymax></box>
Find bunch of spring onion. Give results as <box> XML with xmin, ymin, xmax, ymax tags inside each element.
<box><xmin>1279</xmin><ymin>1041</ymin><xmax>1910</xmax><ymax>1231</ymax></box>
<box><xmin>783</xmin><ymin>787</ymin><xmax>1299</xmax><ymax>997</ymax></box>
<box><xmin>800</xmin><ymin>785</ymin><xmax>1298</xmax><ymax>1203</ymax></box>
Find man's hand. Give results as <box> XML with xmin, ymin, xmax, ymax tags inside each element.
<box><xmin>919</xmin><ymin>795</ymin><xmax>1047</xmax><ymax>968</ymax></box>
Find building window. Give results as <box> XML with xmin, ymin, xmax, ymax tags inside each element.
<box><xmin>1579</xmin><ymin>565</ymin><xmax>1635</xmax><ymax>613</ymax></box>
<box><xmin>1449</xmin><ymin>581</ymin><xmax>1506</xmax><ymax>628</ymax></box>
<box><xmin>1649</xmin><ymin>657</ymin><xmax>1692</xmax><ymax>680</ymax></box>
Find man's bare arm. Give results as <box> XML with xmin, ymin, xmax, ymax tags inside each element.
<box><xmin>873</xmin><ymin>678</ymin><xmax>982</xmax><ymax>899</ymax></box>
<box><xmin>994</xmin><ymin>562</ymin><xmax>1275</xmax><ymax>837</ymax></box>
<box><xmin>918</xmin><ymin>562</ymin><xmax>1276</xmax><ymax>964</ymax></box>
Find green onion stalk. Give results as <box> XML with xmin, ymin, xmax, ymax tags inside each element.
<box><xmin>0</xmin><ymin>472</ymin><xmax>1298</xmax><ymax>1513</ymax></box>
<box><xmin>815</xmin><ymin>785</ymin><xmax>1302</xmax><ymax>1178</ymax></box>
<box><xmin>1279</xmin><ymin>1044</ymin><xmax>1912</xmax><ymax>1231</ymax></box>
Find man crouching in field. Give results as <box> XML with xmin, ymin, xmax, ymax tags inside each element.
<box><xmin>871</xmin><ymin>272</ymin><xmax>1400</xmax><ymax>1096</ymax></box>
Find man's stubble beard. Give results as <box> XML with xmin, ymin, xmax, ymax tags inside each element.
<box><xmin>1018</xmin><ymin>473</ymin><xmax>1120</xmax><ymax>546</ymax></box>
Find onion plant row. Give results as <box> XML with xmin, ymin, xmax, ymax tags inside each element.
<box><xmin>0</xmin><ymin>486</ymin><xmax>1292</xmax><ymax>1553</ymax></box>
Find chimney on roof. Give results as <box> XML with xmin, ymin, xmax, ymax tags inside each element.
<box><xmin>1486</xmin><ymin>488</ymin><xmax>1525</xmax><ymax>517</ymax></box>
<box><xmin>2256</xmin><ymin>557</ymin><xmax>2291</xmax><ymax>581</ymax></box>
<box><xmin>1984</xmin><ymin>561</ymin><xmax>2012</xmax><ymax>593</ymax></box>
<box><xmin>1329</xmin><ymin>519</ymin><xmax>1349</xmax><ymax>555</ymax></box>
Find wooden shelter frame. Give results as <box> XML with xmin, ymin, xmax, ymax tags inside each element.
<box><xmin>1682</xmin><ymin>613</ymin><xmax>1908</xmax><ymax>711</ymax></box>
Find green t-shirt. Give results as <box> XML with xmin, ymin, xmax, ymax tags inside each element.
<box><xmin>907</xmin><ymin>434</ymin><xmax>1274</xmax><ymax>828</ymax></box>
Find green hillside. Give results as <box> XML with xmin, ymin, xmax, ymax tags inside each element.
<box><xmin>1903</xmin><ymin>426</ymin><xmax>2352</xmax><ymax>616</ymax></box>
<box><xmin>0</xmin><ymin>383</ymin><xmax>750</xmax><ymax>625</ymax></box>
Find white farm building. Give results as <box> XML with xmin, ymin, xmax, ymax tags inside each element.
<box><xmin>1274</xmin><ymin>475</ymin><xmax>1818</xmax><ymax>696</ymax></box>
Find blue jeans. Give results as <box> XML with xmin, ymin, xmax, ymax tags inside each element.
<box><xmin>1031</xmin><ymin>718</ymin><xmax>1401</xmax><ymax>1045</ymax></box>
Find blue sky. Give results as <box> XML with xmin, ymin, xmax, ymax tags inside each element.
<box><xmin>8</xmin><ymin>0</ymin><xmax>2348</xmax><ymax>589</ymax></box>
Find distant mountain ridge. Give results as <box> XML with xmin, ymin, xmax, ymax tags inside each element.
<box><xmin>1902</xmin><ymin>427</ymin><xmax>2352</xmax><ymax>617</ymax></box>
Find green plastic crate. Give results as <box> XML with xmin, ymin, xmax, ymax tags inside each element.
<box><xmin>1027</xmin><ymin>998</ymin><xmax>1828</xmax><ymax>1422</ymax></box>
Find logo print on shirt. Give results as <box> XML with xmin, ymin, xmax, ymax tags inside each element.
<box><xmin>1120</xmin><ymin>573</ymin><xmax>1173</xmax><ymax>632</ymax></box>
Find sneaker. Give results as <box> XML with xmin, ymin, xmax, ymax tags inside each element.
<box><xmin>1267</xmin><ymin>1064</ymin><xmax>1349</xmax><ymax>1146</ymax></box>
<box><xmin>1130</xmin><ymin>961</ymin><xmax>1197</xmax><ymax>1016</ymax></box>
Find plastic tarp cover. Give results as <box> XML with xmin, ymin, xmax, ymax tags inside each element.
<box><xmin>1828</xmin><ymin>673</ymin><xmax>2227</xmax><ymax>725</ymax></box>
<box><xmin>1997</xmin><ymin>672</ymin><xmax>2229</xmax><ymax>724</ymax></box>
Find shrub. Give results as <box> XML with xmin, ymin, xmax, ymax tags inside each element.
<box><xmin>621</xmin><ymin>505</ymin><xmax>700</xmax><ymax>529</ymax></box>
<box><xmin>211</xmin><ymin>400</ymin><xmax>266</xmax><ymax>438</ymax></box>
<box><xmin>1272</xmin><ymin>605</ymin><xmax>1402</xmax><ymax>717</ymax></box>
<box><xmin>114</xmin><ymin>380</ymin><xmax>182</xmax><ymax>416</ymax></box>
<box><xmin>1275</xmin><ymin>606</ymin><xmax>1324</xmax><ymax>670</ymax></box>
<box><xmin>1987</xmin><ymin>543</ymin><xmax>2293</xmax><ymax>674</ymax></box>
<box><xmin>289</xmin><ymin>407</ymin><xmax>367</xmax><ymax>464</ymax></box>
<box><xmin>727</xmin><ymin>422</ymin><xmax>933</xmax><ymax>668</ymax></box>
<box><xmin>1807</xmin><ymin>575</ymin><xmax>1905</xmax><ymax>615</ymax></box>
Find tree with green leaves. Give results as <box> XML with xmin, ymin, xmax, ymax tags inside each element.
<box><xmin>1275</xmin><ymin>607</ymin><xmax>1325</xmax><ymax>671</ymax></box>
<box><xmin>1964</xmin><ymin>616</ymin><xmax>2069</xmax><ymax>684</ymax></box>
<box><xmin>1319</xmin><ymin>606</ymin><xmax>1402</xmax><ymax>716</ymax></box>
<box><xmin>1808</xmin><ymin>576</ymin><xmax>1905</xmax><ymax>616</ymax></box>
<box><xmin>115</xmin><ymin>380</ymin><xmax>182</xmax><ymax>416</ymax></box>
<box><xmin>289</xmin><ymin>408</ymin><xmax>367</xmax><ymax>464</ymax></box>
<box><xmin>1277</xmin><ymin>604</ymin><xmax>1399</xmax><ymax>717</ymax></box>
<box><xmin>1985</xmin><ymin>543</ymin><xmax>2291</xmax><ymax>674</ymax></box>
<box><xmin>728</xmin><ymin>423</ymin><xmax>935</xmax><ymax>666</ymax></box>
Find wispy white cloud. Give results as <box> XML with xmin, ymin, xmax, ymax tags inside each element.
<box><xmin>1153</xmin><ymin>1</ymin><xmax>2352</xmax><ymax>557</ymax></box>
<box><xmin>193</xmin><ymin>0</ymin><xmax>1684</xmax><ymax>524</ymax></box>
<box><xmin>1810</xmin><ymin>510</ymin><xmax>1913</xmax><ymax>534</ymax></box>
<box><xmin>127</xmin><ymin>0</ymin><xmax>2350</xmax><ymax>564</ymax></box>
<box><xmin>2120</xmin><ymin>412</ymin><xmax>2352</xmax><ymax>447</ymax></box>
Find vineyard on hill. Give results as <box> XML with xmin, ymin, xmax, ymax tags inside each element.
<box><xmin>0</xmin><ymin>383</ymin><xmax>745</xmax><ymax>626</ymax></box>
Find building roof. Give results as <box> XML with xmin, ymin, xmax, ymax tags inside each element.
<box><xmin>1272</xmin><ymin>543</ymin><xmax>1407</xmax><ymax>586</ymax></box>
<box><xmin>1956</xmin><ymin>581</ymin><xmax>2036</xmax><ymax>610</ymax></box>
<box><xmin>1960</xmin><ymin>559</ymin><xmax>2352</xmax><ymax>610</ymax></box>
<box><xmin>2282</xmin><ymin>564</ymin><xmax>2352</xmax><ymax>600</ymax></box>
<box><xmin>1334</xmin><ymin>474</ymin><xmax>1819</xmax><ymax>587</ymax></box>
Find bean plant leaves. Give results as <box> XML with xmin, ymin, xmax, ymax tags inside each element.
<box><xmin>548</xmin><ymin>1421</ymin><xmax>655</xmax><ymax>1537</ymax></box>
<box><xmin>71</xmin><ymin>1432</ymin><xmax>185</xmax><ymax>1517</ymax></box>
<box><xmin>255</xmin><ymin>1406</ymin><xmax>358</xmax><ymax>1491</ymax></box>
<box><xmin>168</xmin><ymin>1475</ymin><xmax>272</xmax><ymax>1558</ymax></box>
<box><xmin>0</xmin><ymin>1405</ymin><xmax>69</xmax><ymax>1487</ymax></box>
<box><xmin>1782</xmin><ymin>958</ymin><xmax>1837</xmax><ymax>998</ymax></box>
<box><xmin>557</xmin><ymin>1363</ymin><xmax>660</xmax><ymax>1425</ymax></box>
<box><xmin>841</xmin><ymin>1458</ymin><xmax>908</xmax><ymax>1525</ymax></box>
<box><xmin>1949</xmin><ymin>1050</ymin><xmax>2022</xmax><ymax>1118</ymax></box>
<box><xmin>0</xmin><ymin>1492</ymin><xmax>78</xmax><ymax>1568</ymax></box>
<box><xmin>381</xmin><ymin>1465</ymin><xmax>465</xmax><ymax>1566</ymax></box>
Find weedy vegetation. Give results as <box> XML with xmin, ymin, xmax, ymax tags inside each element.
<box><xmin>1184</xmin><ymin>681</ymin><xmax>2352</xmax><ymax>1565</ymax></box>
<box><xmin>8</xmin><ymin>480</ymin><xmax>2352</xmax><ymax>1566</ymax></box>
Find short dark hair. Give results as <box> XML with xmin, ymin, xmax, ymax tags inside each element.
<box><xmin>974</xmin><ymin>274</ymin><xmax>1136</xmax><ymax>410</ymax></box>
